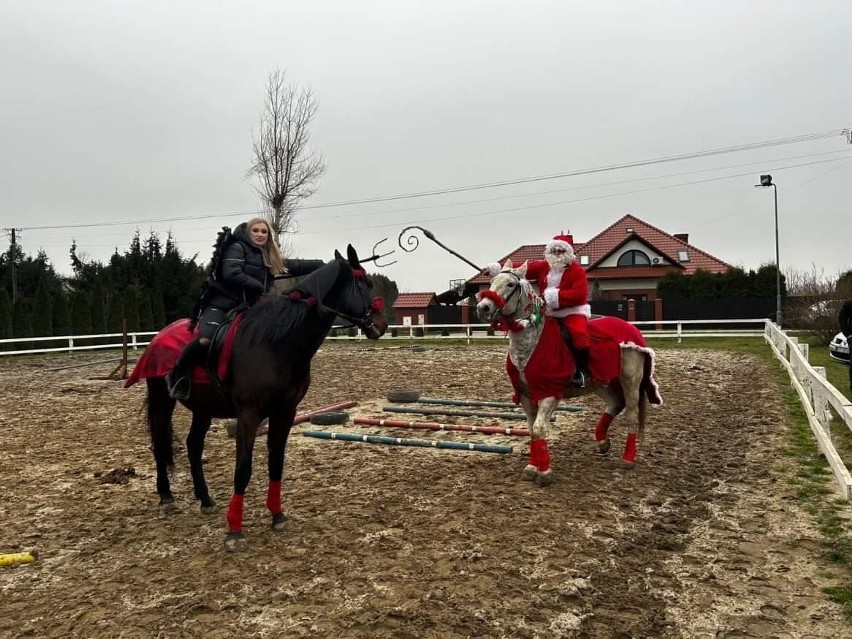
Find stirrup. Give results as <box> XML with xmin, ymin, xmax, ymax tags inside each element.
<box><xmin>570</xmin><ymin>370</ymin><xmax>590</xmax><ymax>388</ymax></box>
<box><xmin>167</xmin><ymin>372</ymin><xmax>191</xmax><ymax>400</ymax></box>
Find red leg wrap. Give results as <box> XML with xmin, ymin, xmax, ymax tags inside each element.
<box><xmin>529</xmin><ymin>439</ymin><xmax>551</xmax><ymax>472</ymax></box>
<box><xmin>226</xmin><ymin>493</ymin><xmax>245</xmax><ymax>533</ymax></box>
<box><xmin>623</xmin><ymin>433</ymin><xmax>638</xmax><ymax>463</ymax></box>
<box><xmin>595</xmin><ymin>413</ymin><xmax>615</xmax><ymax>442</ymax></box>
<box><xmin>266</xmin><ymin>480</ymin><xmax>282</xmax><ymax>515</ymax></box>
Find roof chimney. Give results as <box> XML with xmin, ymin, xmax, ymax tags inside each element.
<box><xmin>674</xmin><ymin>233</ymin><xmax>689</xmax><ymax>243</ymax></box>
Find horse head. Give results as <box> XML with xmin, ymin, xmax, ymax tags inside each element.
<box><xmin>329</xmin><ymin>245</ymin><xmax>388</xmax><ymax>340</ymax></box>
<box><xmin>476</xmin><ymin>260</ymin><xmax>532</xmax><ymax>324</ymax></box>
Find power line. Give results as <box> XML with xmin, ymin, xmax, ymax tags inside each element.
<box><xmin>295</xmin><ymin>128</ymin><xmax>850</xmax><ymax>209</ymax></box>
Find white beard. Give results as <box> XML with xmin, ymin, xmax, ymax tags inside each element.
<box><xmin>545</xmin><ymin>252</ymin><xmax>571</xmax><ymax>270</ymax></box>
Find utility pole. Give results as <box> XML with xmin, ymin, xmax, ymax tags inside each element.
<box><xmin>3</xmin><ymin>228</ymin><xmax>22</xmax><ymax>305</ymax></box>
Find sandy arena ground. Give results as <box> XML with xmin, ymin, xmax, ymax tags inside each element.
<box><xmin>0</xmin><ymin>343</ymin><xmax>849</xmax><ymax>638</ymax></box>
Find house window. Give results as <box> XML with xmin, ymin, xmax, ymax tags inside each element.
<box><xmin>579</xmin><ymin>255</ymin><xmax>589</xmax><ymax>265</ymax></box>
<box><xmin>617</xmin><ymin>250</ymin><xmax>651</xmax><ymax>266</ymax></box>
<box><xmin>678</xmin><ymin>250</ymin><xmax>690</xmax><ymax>262</ymax></box>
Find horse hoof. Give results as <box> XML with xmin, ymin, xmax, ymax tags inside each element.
<box><xmin>521</xmin><ymin>465</ymin><xmax>538</xmax><ymax>482</ymax></box>
<box><xmin>224</xmin><ymin>532</ymin><xmax>247</xmax><ymax>553</ymax></box>
<box><xmin>200</xmin><ymin>502</ymin><xmax>219</xmax><ymax>515</ymax></box>
<box><xmin>271</xmin><ymin>512</ymin><xmax>288</xmax><ymax>530</ymax></box>
<box><xmin>535</xmin><ymin>470</ymin><xmax>553</xmax><ymax>487</ymax></box>
<box><xmin>596</xmin><ymin>439</ymin><xmax>611</xmax><ymax>455</ymax></box>
<box><xmin>159</xmin><ymin>500</ymin><xmax>180</xmax><ymax>515</ymax></box>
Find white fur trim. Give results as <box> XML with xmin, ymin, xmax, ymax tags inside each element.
<box><xmin>487</xmin><ymin>262</ymin><xmax>502</xmax><ymax>277</ymax></box>
<box><xmin>543</xmin><ymin>288</ymin><xmax>559</xmax><ymax>309</ymax></box>
<box><xmin>545</xmin><ymin>240</ymin><xmax>575</xmax><ymax>260</ymax></box>
<box><xmin>549</xmin><ymin>303</ymin><xmax>591</xmax><ymax>318</ymax></box>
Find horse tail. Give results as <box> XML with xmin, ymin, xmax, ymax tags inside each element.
<box><xmin>146</xmin><ymin>377</ymin><xmax>176</xmax><ymax>471</ymax></box>
<box><xmin>642</xmin><ymin>351</ymin><xmax>663</xmax><ymax>407</ymax></box>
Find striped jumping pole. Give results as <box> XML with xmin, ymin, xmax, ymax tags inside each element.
<box><xmin>355</xmin><ymin>417</ymin><xmax>529</xmax><ymax>437</ymax></box>
<box><xmin>383</xmin><ymin>405</ymin><xmax>543</xmax><ymax>421</ymax></box>
<box><xmin>293</xmin><ymin>401</ymin><xmax>358</xmax><ymax>425</ymax></box>
<box><xmin>417</xmin><ymin>397</ymin><xmax>582</xmax><ymax>412</ymax></box>
<box><xmin>302</xmin><ymin>430</ymin><xmax>512</xmax><ymax>454</ymax></box>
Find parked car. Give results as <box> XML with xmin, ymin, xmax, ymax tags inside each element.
<box><xmin>829</xmin><ymin>331</ymin><xmax>850</xmax><ymax>363</ymax></box>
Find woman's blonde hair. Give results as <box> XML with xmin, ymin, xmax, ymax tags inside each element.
<box><xmin>245</xmin><ymin>217</ymin><xmax>285</xmax><ymax>274</ymax></box>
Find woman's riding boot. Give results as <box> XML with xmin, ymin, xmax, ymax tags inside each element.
<box><xmin>570</xmin><ymin>348</ymin><xmax>591</xmax><ymax>388</ymax></box>
<box><xmin>166</xmin><ymin>338</ymin><xmax>207</xmax><ymax>400</ymax></box>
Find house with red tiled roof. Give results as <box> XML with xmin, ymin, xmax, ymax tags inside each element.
<box><xmin>448</xmin><ymin>214</ymin><xmax>731</xmax><ymax>303</ymax></box>
<box><xmin>392</xmin><ymin>292</ymin><xmax>438</xmax><ymax>326</ymax></box>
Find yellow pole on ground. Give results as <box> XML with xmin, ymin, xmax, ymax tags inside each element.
<box><xmin>0</xmin><ymin>550</ymin><xmax>38</xmax><ymax>567</ymax></box>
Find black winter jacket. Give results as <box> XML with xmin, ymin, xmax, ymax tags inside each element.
<box><xmin>840</xmin><ymin>299</ymin><xmax>852</xmax><ymax>338</ymax></box>
<box><xmin>202</xmin><ymin>222</ymin><xmax>324</xmax><ymax>311</ymax></box>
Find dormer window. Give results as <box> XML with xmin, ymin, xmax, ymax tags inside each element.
<box><xmin>617</xmin><ymin>250</ymin><xmax>651</xmax><ymax>266</ymax></box>
<box><xmin>579</xmin><ymin>255</ymin><xmax>589</xmax><ymax>265</ymax></box>
<box><xmin>678</xmin><ymin>250</ymin><xmax>690</xmax><ymax>262</ymax></box>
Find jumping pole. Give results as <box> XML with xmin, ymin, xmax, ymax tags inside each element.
<box><xmin>417</xmin><ymin>397</ymin><xmax>583</xmax><ymax>413</ymax></box>
<box><xmin>355</xmin><ymin>417</ymin><xmax>529</xmax><ymax>437</ymax></box>
<box><xmin>0</xmin><ymin>550</ymin><xmax>38</xmax><ymax>567</ymax></box>
<box><xmin>302</xmin><ymin>430</ymin><xmax>513</xmax><ymax>454</ymax></box>
<box><xmin>416</xmin><ymin>396</ymin><xmax>581</xmax><ymax>412</ymax></box>
<box><xmin>383</xmin><ymin>405</ymin><xmax>551</xmax><ymax>421</ymax></box>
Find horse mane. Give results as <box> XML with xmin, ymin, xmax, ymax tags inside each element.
<box><xmin>238</xmin><ymin>258</ymin><xmax>349</xmax><ymax>346</ymax></box>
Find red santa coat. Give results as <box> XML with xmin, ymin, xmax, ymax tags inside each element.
<box><xmin>524</xmin><ymin>259</ymin><xmax>589</xmax><ymax>317</ymax></box>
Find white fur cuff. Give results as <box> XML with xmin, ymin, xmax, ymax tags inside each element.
<box><xmin>487</xmin><ymin>262</ymin><xmax>502</xmax><ymax>277</ymax></box>
<box><xmin>543</xmin><ymin>288</ymin><xmax>559</xmax><ymax>309</ymax></box>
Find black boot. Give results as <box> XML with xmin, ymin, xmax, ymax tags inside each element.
<box><xmin>570</xmin><ymin>348</ymin><xmax>591</xmax><ymax>388</ymax></box>
<box><xmin>166</xmin><ymin>338</ymin><xmax>207</xmax><ymax>401</ymax></box>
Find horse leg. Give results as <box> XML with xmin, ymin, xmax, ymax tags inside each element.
<box><xmin>620</xmin><ymin>351</ymin><xmax>646</xmax><ymax>465</ymax></box>
<box><xmin>224</xmin><ymin>408</ymin><xmax>263</xmax><ymax>552</ymax></box>
<box><xmin>266</xmin><ymin>406</ymin><xmax>296</xmax><ymax>531</ymax></box>
<box><xmin>591</xmin><ymin>385</ymin><xmax>625</xmax><ymax>456</ymax></box>
<box><xmin>146</xmin><ymin>378</ymin><xmax>179</xmax><ymax>514</ymax></box>
<box><xmin>186</xmin><ymin>411</ymin><xmax>217</xmax><ymax>514</ymax></box>
<box><xmin>522</xmin><ymin>396</ymin><xmax>557</xmax><ymax>486</ymax></box>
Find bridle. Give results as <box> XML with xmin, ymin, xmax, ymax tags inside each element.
<box><xmin>290</xmin><ymin>267</ymin><xmax>384</xmax><ymax>332</ymax></box>
<box><xmin>478</xmin><ymin>271</ymin><xmax>539</xmax><ymax>332</ymax></box>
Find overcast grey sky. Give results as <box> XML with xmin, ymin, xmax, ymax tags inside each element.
<box><xmin>2</xmin><ymin>0</ymin><xmax>850</xmax><ymax>293</ymax></box>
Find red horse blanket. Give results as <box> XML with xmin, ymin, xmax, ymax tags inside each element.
<box><xmin>124</xmin><ymin>316</ymin><xmax>243</xmax><ymax>388</ymax></box>
<box><xmin>506</xmin><ymin>315</ymin><xmax>651</xmax><ymax>405</ymax></box>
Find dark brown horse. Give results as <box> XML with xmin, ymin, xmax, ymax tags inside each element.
<box><xmin>128</xmin><ymin>245</ymin><xmax>387</xmax><ymax>551</ymax></box>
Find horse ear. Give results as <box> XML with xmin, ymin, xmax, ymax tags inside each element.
<box><xmin>334</xmin><ymin>249</ymin><xmax>344</xmax><ymax>261</ymax></box>
<box><xmin>504</xmin><ymin>259</ymin><xmax>514</xmax><ymax>270</ymax></box>
<box><xmin>347</xmin><ymin>244</ymin><xmax>360</xmax><ymax>268</ymax></box>
<box><xmin>517</xmin><ymin>261</ymin><xmax>528</xmax><ymax>277</ymax></box>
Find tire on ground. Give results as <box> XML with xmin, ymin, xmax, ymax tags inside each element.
<box><xmin>386</xmin><ymin>389</ymin><xmax>422</xmax><ymax>403</ymax></box>
<box><xmin>309</xmin><ymin>411</ymin><xmax>350</xmax><ymax>426</ymax></box>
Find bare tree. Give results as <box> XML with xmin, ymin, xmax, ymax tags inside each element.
<box><xmin>248</xmin><ymin>68</ymin><xmax>325</xmax><ymax>240</ymax></box>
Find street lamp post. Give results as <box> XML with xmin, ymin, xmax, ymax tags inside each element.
<box><xmin>755</xmin><ymin>174</ymin><xmax>782</xmax><ymax>326</ymax></box>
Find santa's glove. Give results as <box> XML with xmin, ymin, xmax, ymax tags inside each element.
<box><xmin>544</xmin><ymin>288</ymin><xmax>560</xmax><ymax>310</ymax></box>
<box><xmin>486</xmin><ymin>262</ymin><xmax>502</xmax><ymax>277</ymax></box>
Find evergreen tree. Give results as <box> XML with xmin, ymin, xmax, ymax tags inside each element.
<box><xmin>124</xmin><ymin>286</ymin><xmax>141</xmax><ymax>332</ymax></box>
<box><xmin>31</xmin><ymin>277</ymin><xmax>53</xmax><ymax>336</ymax></box>
<box><xmin>152</xmin><ymin>281</ymin><xmax>167</xmax><ymax>329</ymax></box>
<box><xmin>53</xmin><ymin>289</ymin><xmax>71</xmax><ymax>336</ymax></box>
<box><xmin>138</xmin><ymin>288</ymin><xmax>155</xmax><ymax>332</ymax></box>
<box><xmin>71</xmin><ymin>291</ymin><xmax>93</xmax><ymax>335</ymax></box>
<box><xmin>0</xmin><ymin>287</ymin><xmax>13</xmax><ymax>347</ymax></box>
<box><xmin>689</xmin><ymin>270</ymin><xmax>718</xmax><ymax>300</ymax></box>
<box><xmin>836</xmin><ymin>269</ymin><xmax>852</xmax><ymax>297</ymax></box>
<box><xmin>107</xmin><ymin>290</ymin><xmax>125</xmax><ymax>333</ymax></box>
<box><xmin>90</xmin><ymin>281</ymin><xmax>107</xmax><ymax>335</ymax></box>
<box><xmin>12</xmin><ymin>297</ymin><xmax>33</xmax><ymax>338</ymax></box>
<box><xmin>656</xmin><ymin>271</ymin><xmax>690</xmax><ymax>299</ymax></box>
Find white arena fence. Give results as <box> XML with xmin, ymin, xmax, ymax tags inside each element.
<box><xmin>2</xmin><ymin>318</ymin><xmax>850</xmax><ymax>497</ymax></box>
<box><xmin>764</xmin><ymin>321</ymin><xmax>852</xmax><ymax>499</ymax></box>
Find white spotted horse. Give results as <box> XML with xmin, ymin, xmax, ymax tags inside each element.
<box><xmin>125</xmin><ymin>245</ymin><xmax>388</xmax><ymax>551</ymax></box>
<box><xmin>476</xmin><ymin>260</ymin><xmax>662</xmax><ymax>485</ymax></box>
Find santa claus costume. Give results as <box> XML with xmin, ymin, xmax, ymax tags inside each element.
<box><xmin>490</xmin><ymin>233</ymin><xmax>591</xmax><ymax>386</ymax></box>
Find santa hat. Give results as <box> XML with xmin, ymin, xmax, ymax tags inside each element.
<box><xmin>545</xmin><ymin>233</ymin><xmax>574</xmax><ymax>255</ymax></box>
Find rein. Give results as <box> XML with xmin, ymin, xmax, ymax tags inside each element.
<box><xmin>478</xmin><ymin>273</ymin><xmax>542</xmax><ymax>333</ymax></box>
